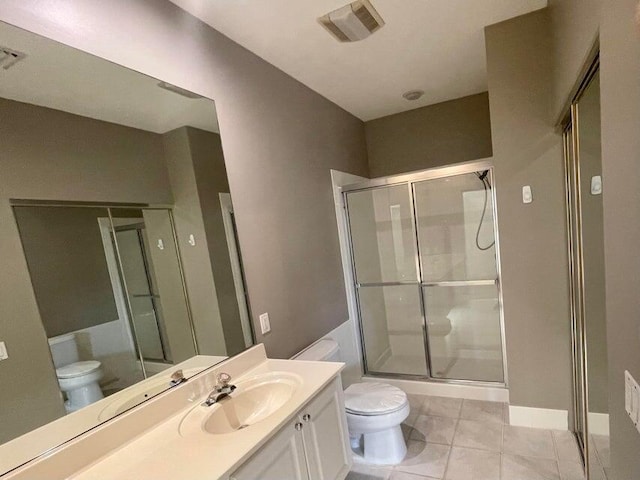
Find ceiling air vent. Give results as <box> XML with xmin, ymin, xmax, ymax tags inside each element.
<box><xmin>0</xmin><ymin>46</ymin><xmax>26</xmax><ymax>70</ymax></box>
<box><xmin>318</xmin><ymin>0</ymin><xmax>385</xmax><ymax>43</ymax></box>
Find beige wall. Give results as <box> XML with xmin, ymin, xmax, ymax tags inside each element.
<box><xmin>0</xmin><ymin>0</ymin><xmax>368</xmax><ymax>360</ymax></box>
<box><xmin>161</xmin><ymin>126</ymin><xmax>246</xmax><ymax>357</ymax></box>
<box><xmin>0</xmin><ymin>97</ymin><xmax>172</xmax><ymax>443</ymax></box>
<box><xmin>161</xmin><ymin>127</ymin><xmax>228</xmax><ymax>356</ymax></box>
<box><xmin>141</xmin><ymin>209</ymin><xmax>198</xmax><ymax>363</ymax></box>
<box><xmin>0</xmin><ymin>0</ymin><xmax>370</xmax><ymax>361</ymax></box>
<box><xmin>365</xmin><ymin>93</ymin><xmax>493</xmax><ymax>178</ymax></box>
<box><xmin>599</xmin><ymin>1</ymin><xmax>640</xmax><ymax>477</ymax></box>
<box><xmin>485</xmin><ymin>11</ymin><xmax>573</xmax><ymax>412</ymax></box>
<box><xmin>186</xmin><ymin>127</ymin><xmax>246</xmax><ymax>355</ymax></box>
<box><xmin>544</xmin><ymin>0</ymin><xmax>640</xmax><ymax>476</ymax></box>
<box><xmin>548</xmin><ymin>0</ymin><xmax>601</xmax><ymax>119</ymax></box>
<box><xmin>13</xmin><ymin>206</ymin><xmax>118</xmax><ymax>337</ymax></box>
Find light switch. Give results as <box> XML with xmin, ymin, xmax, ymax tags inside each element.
<box><xmin>259</xmin><ymin>313</ymin><xmax>271</xmax><ymax>335</ymax></box>
<box><xmin>188</xmin><ymin>234</ymin><xmax>196</xmax><ymax>246</ymax></box>
<box><xmin>625</xmin><ymin>370</ymin><xmax>640</xmax><ymax>428</ymax></box>
<box><xmin>591</xmin><ymin>175</ymin><xmax>603</xmax><ymax>195</ymax></box>
<box><xmin>634</xmin><ymin>379</ymin><xmax>640</xmax><ymax>433</ymax></box>
<box><xmin>0</xmin><ymin>341</ymin><xmax>8</xmax><ymax>361</ymax></box>
<box><xmin>522</xmin><ymin>186</ymin><xmax>533</xmax><ymax>204</ymax></box>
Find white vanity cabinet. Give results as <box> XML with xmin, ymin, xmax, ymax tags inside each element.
<box><xmin>230</xmin><ymin>377</ymin><xmax>352</xmax><ymax>480</ymax></box>
<box><xmin>229</xmin><ymin>416</ymin><xmax>310</xmax><ymax>480</ymax></box>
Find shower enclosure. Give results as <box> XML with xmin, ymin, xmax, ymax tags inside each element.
<box><xmin>343</xmin><ymin>161</ymin><xmax>507</xmax><ymax>385</ymax></box>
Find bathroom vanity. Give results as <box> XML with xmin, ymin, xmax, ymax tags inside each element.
<box><xmin>2</xmin><ymin>345</ymin><xmax>352</xmax><ymax>480</ymax></box>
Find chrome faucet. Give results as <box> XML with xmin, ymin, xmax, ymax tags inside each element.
<box><xmin>169</xmin><ymin>369</ymin><xmax>186</xmax><ymax>387</ymax></box>
<box><xmin>202</xmin><ymin>372</ymin><xmax>236</xmax><ymax>407</ymax></box>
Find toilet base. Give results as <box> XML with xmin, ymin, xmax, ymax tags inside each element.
<box><xmin>64</xmin><ymin>382</ymin><xmax>104</xmax><ymax>413</ymax></box>
<box><xmin>350</xmin><ymin>424</ymin><xmax>407</xmax><ymax>465</ymax></box>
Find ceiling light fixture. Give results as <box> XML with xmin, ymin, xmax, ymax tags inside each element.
<box><xmin>318</xmin><ymin>0</ymin><xmax>385</xmax><ymax>43</ymax></box>
<box><xmin>402</xmin><ymin>90</ymin><xmax>425</xmax><ymax>101</ymax></box>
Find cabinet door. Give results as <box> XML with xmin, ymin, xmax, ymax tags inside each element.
<box><xmin>300</xmin><ymin>378</ymin><xmax>352</xmax><ymax>480</ymax></box>
<box><xmin>230</xmin><ymin>419</ymin><xmax>309</xmax><ymax>480</ymax></box>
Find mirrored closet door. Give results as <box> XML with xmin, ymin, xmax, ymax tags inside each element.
<box><xmin>564</xmin><ymin>60</ymin><xmax>610</xmax><ymax>478</ymax></box>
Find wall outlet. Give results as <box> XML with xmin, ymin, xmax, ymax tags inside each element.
<box><xmin>259</xmin><ymin>313</ymin><xmax>271</xmax><ymax>335</ymax></box>
<box><xmin>0</xmin><ymin>341</ymin><xmax>8</xmax><ymax>361</ymax></box>
<box><xmin>522</xmin><ymin>185</ymin><xmax>533</xmax><ymax>204</ymax></box>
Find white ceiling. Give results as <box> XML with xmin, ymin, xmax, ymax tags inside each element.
<box><xmin>0</xmin><ymin>22</ymin><xmax>218</xmax><ymax>134</ymax></box>
<box><xmin>170</xmin><ymin>0</ymin><xmax>547</xmax><ymax>121</ymax></box>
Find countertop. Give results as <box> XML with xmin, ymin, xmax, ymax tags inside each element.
<box><xmin>0</xmin><ymin>355</ymin><xmax>226</xmax><ymax>476</ymax></box>
<box><xmin>69</xmin><ymin>358</ymin><xmax>343</xmax><ymax>480</ymax></box>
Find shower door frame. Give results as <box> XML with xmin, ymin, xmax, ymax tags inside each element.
<box><xmin>342</xmin><ymin>159</ymin><xmax>509</xmax><ymax>388</ymax></box>
<box><xmin>112</xmin><ymin>222</ymin><xmax>171</xmax><ymax>364</ymax></box>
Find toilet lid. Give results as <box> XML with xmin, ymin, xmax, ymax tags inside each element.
<box><xmin>344</xmin><ymin>382</ymin><xmax>408</xmax><ymax>416</ymax></box>
<box><xmin>57</xmin><ymin>361</ymin><xmax>101</xmax><ymax>379</ymax></box>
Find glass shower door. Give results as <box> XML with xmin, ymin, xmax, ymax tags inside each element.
<box><xmin>414</xmin><ymin>172</ymin><xmax>505</xmax><ymax>382</ymax></box>
<box><xmin>346</xmin><ymin>185</ymin><xmax>428</xmax><ymax>376</ymax></box>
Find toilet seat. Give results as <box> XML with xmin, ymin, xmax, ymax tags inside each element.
<box><xmin>344</xmin><ymin>382</ymin><xmax>408</xmax><ymax>417</ymax></box>
<box><xmin>56</xmin><ymin>360</ymin><xmax>101</xmax><ymax>379</ymax></box>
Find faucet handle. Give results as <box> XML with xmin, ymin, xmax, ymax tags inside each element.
<box><xmin>217</xmin><ymin>372</ymin><xmax>231</xmax><ymax>387</ymax></box>
<box><xmin>169</xmin><ymin>369</ymin><xmax>186</xmax><ymax>387</ymax></box>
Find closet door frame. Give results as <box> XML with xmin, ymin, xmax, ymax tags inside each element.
<box><xmin>562</xmin><ymin>54</ymin><xmax>601</xmax><ymax>477</ymax></box>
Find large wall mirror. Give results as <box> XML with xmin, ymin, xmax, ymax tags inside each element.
<box><xmin>0</xmin><ymin>21</ymin><xmax>254</xmax><ymax>473</ymax></box>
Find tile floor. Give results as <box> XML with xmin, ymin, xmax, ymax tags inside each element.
<box><xmin>347</xmin><ymin>394</ymin><xmax>611</xmax><ymax>480</ymax></box>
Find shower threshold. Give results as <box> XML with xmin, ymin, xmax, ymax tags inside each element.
<box><xmin>360</xmin><ymin>374</ymin><xmax>509</xmax><ymax>403</ymax></box>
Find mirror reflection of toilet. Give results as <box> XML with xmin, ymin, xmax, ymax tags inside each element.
<box><xmin>47</xmin><ymin>333</ymin><xmax>104</xmax><ymax>413</ymax></box>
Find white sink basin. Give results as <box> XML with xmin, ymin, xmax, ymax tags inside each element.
<box><xmin>99</xmin><ymin>367</ymin><xmax>203</xmax><ymax>420</ymax></box>
<box><xmin>179</xmin><ymin>371</ymin><xmax>302</xmax><ymax>436</ymax></box>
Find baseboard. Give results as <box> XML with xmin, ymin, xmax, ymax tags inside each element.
<box><xmin>509</xmin><ymin>405</ymin><xmax>569</xmax><ymax>430</ymax></box>
<box><xmin>588</xmin><ymin>412</ymin><xmax>610</xmax><ymax>436</ymax></box>
<box><xmin>361</xmin><ymin>376</ymin><xmax>509</xmax><ymax>402</ymax></box>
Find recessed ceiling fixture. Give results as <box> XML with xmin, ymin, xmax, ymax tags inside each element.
<box><xmin>318</xmin><ymin>0</ymin><xmax>385</xmax><ymax>43</ymax></box>
<box><xmin>402</xmin><ymin>90</ymin><xmax>425</xmax><ymax>101</ymax></box>
<box><xmin>0</xmin><ymin>46</ymin><xmax>26</xmax><ymax>70</ymax></box>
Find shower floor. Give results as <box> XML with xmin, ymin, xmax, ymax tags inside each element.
<box><xmin>371</xmin><ymin>353</ymin><xmax>504</xmax><ymax>383</ymax></box>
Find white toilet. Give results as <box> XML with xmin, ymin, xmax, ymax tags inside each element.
<box><xmin>48</xmin><ymin>333</ymin><xmax>104</xmax><ymax>413</ymax></box>
<box><xmin>294</xmin><ymin>339</ymin><xmax>409</xmax><ymax>465</ymax></box>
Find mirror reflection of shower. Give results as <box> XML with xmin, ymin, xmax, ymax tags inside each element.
<box><xmin>14</xmin><ymin>205</ymin><xmax>197</xmax><ymax>408</ymax></box>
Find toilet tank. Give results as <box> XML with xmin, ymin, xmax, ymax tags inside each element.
<box><xmin>293</xmin><ymin>338</ymin><xmax>341</xmax><ymax>362</ymax></box>
<box><xmin>47</xmin><ymin>333</ymin><xmax>79</xmax><ymax>368</ymax></box>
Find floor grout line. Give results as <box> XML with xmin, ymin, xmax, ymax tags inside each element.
<box><xmin>359</xmin><ymin>394</ymin><xmax>517</xmax><ymax>480</ymax></box>
<box><xmin>439</xmin><ymin>414</ymin><xmax>460</xmax><ymax>480</ymax></box>
<box><xmin>550</xmin><ymin>428</ymin><xmax>564</xmax><ymax>479</ymax></box>
<box><xmin>500</xmin><ymin>416</ymin><xmax>505</xmax><ymax>480</ymax></box>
